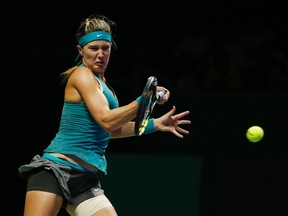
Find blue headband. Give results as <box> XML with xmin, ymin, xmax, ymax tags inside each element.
<box><xmin>78</xmin><ymin>31</ymin><xmax>112</xmax><ymax>46</ymax></box>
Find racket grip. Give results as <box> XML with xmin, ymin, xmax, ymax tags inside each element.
<box><xmin>157</xmin><ymin>91</ymin><xmax>164</xmax><ymax>101</ymax></box>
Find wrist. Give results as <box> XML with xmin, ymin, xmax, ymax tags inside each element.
<box><xmin>136</xmin><ymin>96</ymin><xmax>142</xmax><ymax>104</ymax></box>
<box><xmin>143</xmin><ymin>118</ymin><xmax>157</xmax><ymax>134</ymax></box>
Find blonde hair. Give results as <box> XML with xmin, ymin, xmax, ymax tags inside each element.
<box><xmin>60</xmin><ymin>14</ymin><xmax>117</xmax><ymax>83</ymax></box>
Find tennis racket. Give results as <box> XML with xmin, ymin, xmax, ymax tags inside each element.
<box><xmin>134</xmin><ymin>76</ymin><xmax>164</xmax><ymax>136</ymax></box>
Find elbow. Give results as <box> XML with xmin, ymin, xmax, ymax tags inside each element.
<box><xmin>96</xmin><ymin>113</ymin><xmax>114</xmax><ymax>132</ymax></box>
<box><xmin>100</xmin><ymin>122</ymin><xmax>114</xmax><ymax>132</ymax></box>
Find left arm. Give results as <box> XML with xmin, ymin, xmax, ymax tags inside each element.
<box><xmin>111</xmin><ymin>106</ymin><xmax>191</xmax><ymax>139</ymax></box>
<box><xmin>111</xmin><ymin>122</ymin><xmax>135</xmax><ymax>138</ymax></box>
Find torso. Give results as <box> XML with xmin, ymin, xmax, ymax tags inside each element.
<box><xmin>44</xmin><ymin>65</ymin><xmax>118</xmax><ymax>174</ymax></box>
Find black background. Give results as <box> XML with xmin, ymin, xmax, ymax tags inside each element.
<box><xmin>2</xmin><ymin>1</ymin><xmax>288</xmax><ymax>215</ymax></box>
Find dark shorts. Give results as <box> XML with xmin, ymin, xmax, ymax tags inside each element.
<box><xmin>27</xmin><ymin>167</ymin><xmax>101</xmax><ymax>197</ymax></box>
<box><xmin>27</xmin><ymin>168</ymin><xmax>63</xmax><ymax>196</ymax></box>
<box><xmin>21</xmin><ymin>155</ymin><xmax>104</xmax><ymax>205</ymax></box>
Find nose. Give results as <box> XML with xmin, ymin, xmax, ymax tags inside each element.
<box><xmin>98</xmin><ymin>49</ymin><xmax>105</xmax><ymax>57</ymax></box>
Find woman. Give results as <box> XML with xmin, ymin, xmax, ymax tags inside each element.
<box><xmin>19</xmin><ymin>14</ymin><xmax>191</xmax><ymax>216</ymax></box>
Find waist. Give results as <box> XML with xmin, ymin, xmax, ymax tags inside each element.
<box><xmin>45</xmin><ymin>152</ymin><xmax>99</xmax><ymax>173</ymax></box>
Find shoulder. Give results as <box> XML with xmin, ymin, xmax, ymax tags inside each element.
<box><xmin>69</xmin><ymin>66</ymin><xmax>96</xmax><ymax>84</ymax></box>
<box><xmin>72</xmin><ymin>66</ymin><xmax>94</xmax><ymax>77</ymax></box>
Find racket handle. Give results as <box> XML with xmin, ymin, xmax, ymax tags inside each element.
<box><xmin>157</xmin><ymin>91</ymin><xmax>164</xmax><ymax>101</ymax></box>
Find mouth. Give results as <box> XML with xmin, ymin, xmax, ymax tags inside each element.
<box><xmin>96</xmin><ymin>61</ymin><xmax>105</xmax><ymax>67</ymax></box>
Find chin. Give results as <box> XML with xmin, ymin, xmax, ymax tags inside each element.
<box><xmin>94</xmin><ymin>66</ymin><xmax>105</xmax><ymax>72</ymax></box>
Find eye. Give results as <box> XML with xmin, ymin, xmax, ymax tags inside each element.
<box><xmin>102</xmin><ymin>45</ymin><xmax>111</xmax><ymax>51</ymax></box>
<box><xmin>88</xmin><ymin>45</ymin><xmax>99</xmax><ymax>51</ymax></box>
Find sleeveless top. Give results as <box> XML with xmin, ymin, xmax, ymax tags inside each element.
<box><xmin>44</xmin><ymin>67</ymin><xmax>119</xmax><ymax>174</ymax></box>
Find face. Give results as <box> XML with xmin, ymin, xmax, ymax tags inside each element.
<box><xmin>80</xmin><ymin>40</ymin><xmax>112</xmax><ymax>73</ymax></box>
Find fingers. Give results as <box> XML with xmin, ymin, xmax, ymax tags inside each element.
<box><xmin>156</xmin><ymin>105</ymin><xmax>190</xmax><ymax>138</ymax></box>
<box><xmin>156</xmin><ymin>86</ymin><xmax>169</xmax><ymax>94</ymax></box>
<box><xmin>173</xmin><ymin>132</ymin><xmax>184</xmax><ymax>138</ymax></box>
<box><xmin>172</xmin><ymin>111</ymin><xmax>190</xmax><ymax>124</ymax></box>
<box><xmin>165</xmin><ymin>105</ymin><xmax>176</xmax><ymax>117</ymax></box>
<box><xmin>173</xmin><ymin>110</ymin><xmax>190</xmax><ymax>120</ymax></box>
<box><xmin>172</xmin><ymin>109</ymin><xmax>191</xmax><ymax>138</ymax></box>
<box><xmin>172</xmin><ymin>124</ymin><xmax>189</xmax><ymax>138</ymax></box>
<box><xmin>176</xmin><ymin>125</ymin><xmax>189</xmax><ymax>135</ymax></box>
<box><xmin>156</xmin><ymin>86</ymin><xmax>170</xmax><ymax>105</ymax></box>
<box><xmin>177</xmin><ymin>119</ymin><xmax>191</xmax><ymax>126</ymax></box>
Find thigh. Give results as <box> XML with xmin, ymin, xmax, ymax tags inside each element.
<box><xmin>66</xmin><ymin>194</ymin><xmax>117</xmax><ymax>216</ymax></box>
<box><xmin>24</xmin><ymin>168</ymin><xmax>64</xmax><ymax>216</ymax></box>
<box><xmin>24</xmin><ymin>190</ymin><xmax>63</xmax><ymax>216</ymax></box>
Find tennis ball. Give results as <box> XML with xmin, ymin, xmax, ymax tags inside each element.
<box><xmin>246</xmin><ymin>126</ymin><xmax>264</xmax><ymax>143</ymax></box>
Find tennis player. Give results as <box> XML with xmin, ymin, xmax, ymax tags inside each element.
<box><xmin>18</xmin><ymin>14</ymin><xmax>191</xmax><ymax>216</ymax></box>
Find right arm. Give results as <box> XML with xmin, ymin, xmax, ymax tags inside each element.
<box><xmin>65</xmin><ymin>67</ymin><xmax>139</xmax><ymax>132</ymax></box>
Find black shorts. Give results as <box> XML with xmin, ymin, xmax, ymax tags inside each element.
<box><xmin>26</xmin><ymin>167</ymin><xmax>104</xmax><ymax>205</ymax></box>
<box><xmin>27</xmin><ymin>168</ymin><xmax>63</xmax><ymax>196</ymax></box>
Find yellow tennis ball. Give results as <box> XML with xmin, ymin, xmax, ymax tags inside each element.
<box><xmin>246</xmin><ymin>126</ymin><xmax>264</xmax><ymax>143</ymax></box>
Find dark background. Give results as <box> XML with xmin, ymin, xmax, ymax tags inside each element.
<box><xmin>2</xmin><ymin>1</ymin><xmax>288</xmax><ymax>215</ymax></box>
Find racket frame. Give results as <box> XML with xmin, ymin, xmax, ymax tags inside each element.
<box><xmin>134</xmin><ymin>76</ymin><xmax>158</xmax><ymax>136</ymax></box>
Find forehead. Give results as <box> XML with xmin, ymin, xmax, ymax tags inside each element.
<box><xmin>86</xmin><ymin>40</ymin><xmax>111</xmax><ymax>46</ymax></box>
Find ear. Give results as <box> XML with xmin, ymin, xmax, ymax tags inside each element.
<box><xmin>77</xmin><ymin>45</ymin><xmax>82</xmax><ymax>55</ymax></box>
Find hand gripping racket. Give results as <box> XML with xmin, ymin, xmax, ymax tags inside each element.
<box><xmin>134</xmin><ymin>76</ymin><xmax>164</xmax><ymax>136</ymax></box>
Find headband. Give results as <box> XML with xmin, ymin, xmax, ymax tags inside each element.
<box><xmin>75</xmin><ymin>31</ymin><xmax>112</xmax><ymax>65</ymax></box>
<box><xmin>78</xmin><ymin>31</ymin><xmax>112</xmax><ymax>46</ymax></box>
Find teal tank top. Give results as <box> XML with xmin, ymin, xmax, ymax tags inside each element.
<box><xmin>44</xmin><ymin>74</ymin><xmax>119</xmax><ymax>174</ymax></box>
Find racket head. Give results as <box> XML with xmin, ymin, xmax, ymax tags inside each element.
<box><xmin>134</xmin><ymin>76</ymin><xmax>158</xmax><ymax>136</ymax></box>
